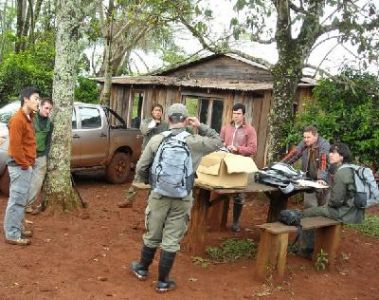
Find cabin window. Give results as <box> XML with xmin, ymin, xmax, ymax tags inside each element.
<box><xmin>183</xmin><ymin>96</ymin><xmax>224</xmax><ymax>132</ymax></box>
<box><xmin>130</xmin><ymin>91</ymin><xmax>144</xmax><ymax>128</ymax></box>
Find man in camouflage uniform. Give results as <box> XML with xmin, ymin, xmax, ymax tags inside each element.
<box><xmin>130</xmin><ymin>103</ymin><xmax>223</xmax><ymax>293</ymax></box>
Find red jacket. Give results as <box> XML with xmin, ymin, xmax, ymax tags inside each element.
<box><xmin>220</xmin><ymin>122</ymin><xmax>257</xmax><ymax>156</ymax></box>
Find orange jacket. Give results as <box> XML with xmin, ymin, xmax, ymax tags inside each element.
<box><xmin>8</xmin><ymin>109</ymin><xmax>36</xmax><ymax>169</ymax></box>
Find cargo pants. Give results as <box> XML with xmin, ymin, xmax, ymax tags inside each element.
<box><xmin>143</xmin><ymin>191</ymin><xmax>193</xmax><ymax>253</ymax></box>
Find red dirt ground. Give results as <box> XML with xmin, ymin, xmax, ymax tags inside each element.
<box><xmin>0</xmin><ymin>172</ymin><xmax>378</xmax><ymax>300</ymax></box>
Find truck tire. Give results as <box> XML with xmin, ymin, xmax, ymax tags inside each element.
<box><xmin>106</xmin><ymin>152</ymin><xmax>131</xmax><ymax>184</ymax></box>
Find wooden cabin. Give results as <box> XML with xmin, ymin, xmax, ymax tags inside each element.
<box><xmin>97</xmin><ymin>53</ymin><xmax>315</xmax><ymax>167</ymax></box>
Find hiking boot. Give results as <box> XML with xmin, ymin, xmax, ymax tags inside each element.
<box><xmin>130</xmin><ymin>261</ymin><xmax>149</xmax><ymax>280</ymax></box>
<box><xmin>156</xmin><ymin>280</ymin><xmax>177</xmax><ymax>293</ymax></box>
<box><xmin>5</xmin><ymin>237</ymin><xmax>31</xmax><ymax>246</ymax></box>
<box><xmin>231</xmin><ymin>223</ymin><xmax>241</xmax><ymax>232</ymax></box>
<box><xmin>21</xmin><ymin>230</ymin><xmax>33</xmax><ymax>238</ymax></box>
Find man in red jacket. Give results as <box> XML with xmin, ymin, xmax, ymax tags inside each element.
<box><xmin>220</xmin><ymin>103</ymin><xmax>257</xmax><ymax>232</ymax></box>
<box><xmin>3</xmin><ymin>87</ymin><xmax>40</xmax><ymax>246</ymax></box>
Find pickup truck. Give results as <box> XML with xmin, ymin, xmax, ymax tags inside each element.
<box><xmin>0</xmin><ymin>102</ymin><xmax>143</xmax><ymax>195</ymax></box>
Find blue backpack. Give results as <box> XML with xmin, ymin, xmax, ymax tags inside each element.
<box><xmin>340</xmin><ymin>164</ymin><xmax>379</xmax><ymax>208</ymax></box>
<box><xmin>150</xmin><ymin>131</ymin><xmax>194</xmax><ymax>198</ymax></box>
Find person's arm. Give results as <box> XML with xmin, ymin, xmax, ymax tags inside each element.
<box><xmin>317</xmin><ymin>139</ymin><xmax>330</xmax><ymax>181</ymax></box>
<box><xmin>139</xmin><ymin>118</ymin><xmax>153</xmax><ymax>136</ymax></box>
<box><xmin>187</xmin><ymin>117</ymin><xmax>223</xmax><ymax>154</ymax></box>
<box><xmin>281</xmin><ymin>141</ymin><xmax>304</xmax><ymax>165</ymax></box>
<box><xmin>8</xmin><ymin>119</ymin><xmax>29</xmax><ymax>169</ymax></box>
<box><xmin>236</xmin><ymin>126</ymin><xmax>257</xmax><ymax>156</ymax></box>
<box><xmin>46</xmin><ymin>121</ymin><xmax>53</xmax><ymax>155</ymax></box>
<box><xmin>328</xmin><ymin>169</ymin><xmax>348</xmax><ymax>208</ymax></box>
<box><xmin>135</xmin><ymin>135</ymin><xmax>162</xmax><ymax>183</ymax></box>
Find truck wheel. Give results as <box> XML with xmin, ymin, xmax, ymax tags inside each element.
<box><xmin>106</xmin><ymin>152</ymin><xmax>131</xmax><ymax>184</ymax></box>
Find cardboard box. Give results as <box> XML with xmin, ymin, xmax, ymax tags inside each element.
<box><xmin>196</xmin><ymin>151</ymin><xmax>258</xmax><ymax>188</ymax></box>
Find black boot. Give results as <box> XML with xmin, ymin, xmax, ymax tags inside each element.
<box><xmin>231</xmin><ymin>202</ymin><xmax>243</xmax><ymax>232</ymax></box>
<box><xmin>131</xmin><ymin>245</ymin><xmax>157</xmax><ymax>280</ymax></box>
<box><xmin>156</xmin><ymin>250</ymin><xmax>177</xmax><ymax>293</ymax></box>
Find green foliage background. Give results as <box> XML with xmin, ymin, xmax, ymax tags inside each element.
<box><xmin>287</xmin><ymin>69</ymin><xmax>379</xmax><ymax>167</ymax></box>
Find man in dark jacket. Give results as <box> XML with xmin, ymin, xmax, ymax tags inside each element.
<box><xmin>281</xmin><ymin>126</ymin><xmax>330</xmax><ymax>207</ymax></box>
<box><xmin>298</xmin><ymin>142</ymin><xmax>364</xmax><ymax>257</ymax></box>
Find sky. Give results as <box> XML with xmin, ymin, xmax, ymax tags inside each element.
<box><xmin>129</xmin><ymin>0</ymin><xmax>379</xmax><ymax>78</ymax></box>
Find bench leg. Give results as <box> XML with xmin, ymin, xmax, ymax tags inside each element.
<box><xmin>313</xmin><ymin>224</ymin><xmax>341</xmax><ymax>270</ymax></box>
<box><xmin>255</xmin><ymin>231</ymin><xmax>289</xmax><ymax>280</ymax></box>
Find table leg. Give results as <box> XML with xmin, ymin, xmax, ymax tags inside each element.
<box><xmin>266</xmin><ymin>191</ymin><xmax>288</xmax><ymax>222</ymax></box>
<box><xmin>182</xmin><ymin>188</ymin><xmax>210</xmax><ymax>255</ymax></box>
<box><xmin>207</xmin><ymin>193</ymin><xmax>230</xmax><ymax>231</ymax></box>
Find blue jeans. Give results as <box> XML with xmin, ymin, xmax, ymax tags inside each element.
<box><xmin>3</xmin><ymin>165</ymin><xmax>33</xmax><ymax>240</ymax></box>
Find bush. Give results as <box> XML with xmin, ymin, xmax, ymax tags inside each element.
<box><xmin>0</xmin><ymin>41</ymin><xmax>55</xmax><ymax>102</ymax></box>
<box><xmin>74</xmin><ymin>76</ymin><xmax>100</xmax><ymax>104</ymax></box>
<box><xmin>206</xmin><ymin>238</ymin><xmax>256</xmax><ymax>262</ymax></box>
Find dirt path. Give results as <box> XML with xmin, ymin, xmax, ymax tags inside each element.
<box><xmin>0</xmin><ymin>174</ymin><xmax>378</xmax><ymax>299</ymax></box>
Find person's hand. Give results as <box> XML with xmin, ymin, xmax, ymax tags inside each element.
<box><xmin>227</xmin><ymin>145</ymin><xmax>238</xmax><ymax>153</ymax></box>
<box><xmin>317</xmin><ymin>180</ymin><xmax>328</xmax><ymax>186</ymax></box>
<box><xmin>187</xmin><ymin>117</ymin><xmax>200</xmax><ymax>128</ymax></box>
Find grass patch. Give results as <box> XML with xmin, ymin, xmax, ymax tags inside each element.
<box><xmin>205</xmin><ymin>238</ymin><xmax>257</xmax><ymax>263</ymax></box>
<box><xmin>347</xmin><ymin>214</ymin><xmax>379</xmax><ymax>237</ymax></box>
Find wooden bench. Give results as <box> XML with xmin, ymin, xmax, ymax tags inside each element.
<box><xmin>255</xmin><ymin>216</ymin><xmax>342</xmax><ymax>280</ymax></box>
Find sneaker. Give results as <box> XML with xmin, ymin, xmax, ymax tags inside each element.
<box><xmin>5</xmin><ymin>237</ymin><xmax>31</xmax><ymax>246</ymax></box>
<box><xmin>231</xmin><ymin>224</ymin><xmax>241</xmax><ymax>232</ymax></box>
<box><xmin>130</xmin><ymin>261</ymin><xmax>148</xmax><ymax>281</ymax></box>
<box><xmin>25</xmin><ymin>206</ymin><xmax>34</xmax><ymax>214</ymax></box>
<box><xmin>156</xmin><ymin>280</ymin><xmax>177</xmax><ymax>293</ymax></box>
<box><xmin>21</xmin><ymin>230</ymin><xmax>33</xmax><ymax>238</ymax></box>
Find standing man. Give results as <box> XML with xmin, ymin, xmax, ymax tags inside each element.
<box><xmin>118</xmin><ymin>103</ymin><xmax>168</xmax><ymax>208</ymax></box>
<box><xmin>220</xmin><ymin>103</ymin><xmax>257</xmax><ymax>232</ymax></box>
<box><xmin>26</xmin><ymin>98</ymin><xmax>53</xmax><ymax>213</ymax></box>
<box><xmin>281</xmin><ymin>126</ymin><xmax>330</xmax><ymax>207</ymax></box>
<box><xmin>3</xmin><ymin>87</ymin><xmax>40</xmax><ymax>246</ymax></box>
<box><xmin>130</xmin><ymin>103</ymin><xmax>223</xmax><ymax>293</ymax></box>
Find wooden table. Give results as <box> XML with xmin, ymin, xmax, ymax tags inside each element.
<box><xmin>182</xmin><ymin>181</ymin><xmax>308</xmax><ymax>255</ymax></box>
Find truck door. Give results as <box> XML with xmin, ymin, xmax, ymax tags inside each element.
<box><xmin>71</xmin><ymin>108</ymin><xmax>81</xmax><ymax>167</ymax></box>
<box><xmin>74</xmin><ymin>105</ymin><xmax>108</xmax><ymax>166</ymax></box>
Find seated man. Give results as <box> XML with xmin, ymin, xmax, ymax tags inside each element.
<box><xmin>299</xmin><ymin>142</ymin><xmax>365</xmax><ymax>256</ymax></box>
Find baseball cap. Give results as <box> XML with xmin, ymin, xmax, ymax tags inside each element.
<box><xmin>167</xmin><ymin>103</ymin><xmax>188</xmax><ymax>118</ymax></box>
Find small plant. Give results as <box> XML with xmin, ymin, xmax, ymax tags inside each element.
<box><xmin>206</xmin><ymin>238</ymin><xmax>257</xmax><ymax>263</ymax></box>
<box><xmin>347</xmin><ymin>214</ymin><xmax>379</xmax><ymax>237</ymax></box>
<box><xmin>191</xmin><ymin>256</ymin><xmax>211</xmax><ymax>268</ymax></box>
<box><xmin>314</xmin><ymin>249</ymin><xmax>329</xmax><ymax>271</ymax></box>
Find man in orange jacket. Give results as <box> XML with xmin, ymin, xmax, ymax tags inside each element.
<box><xmin>3</xmin><ymin>87</ymin><xmax>40</xmax><ymax>246</ymax></box>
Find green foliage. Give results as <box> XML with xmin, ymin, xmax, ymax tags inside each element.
<box><xmin>347</xmin><ymin>214</ymin><xmax>379</xmax><ymax>237</ymax></box>
<box><xmin>0</xmin><ymin>41</ymin><xmax>55</xmax><ymax>102</ymax></box>
<box><xmin>290</xmin><ymin>69</ymin><xmax>379</xmax><ymax>166</ymax></box>
<box><xmin>191</xmin><ymin>256</ymin><xmax>211</xmax><ymax>268</ymax></box>
<box><xmin>74</xmin><ymin>76</ymin><xmax>100</xmax><ymax>104</ymax></box>
<box><xmin>206</xmin><ymin>238</ymin><xmax>256</xmax><ymax>262</ymax></box>
<box><xmin>314</xmin><ymin>248</ymin><xmax>329</xmax><ymax>271</ymax></box>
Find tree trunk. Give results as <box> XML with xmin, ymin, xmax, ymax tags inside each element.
<box><xmin>15</xmin><ymin>0</ymin><xmax>25</xmax><ymax>53</ymax></box>
<box><xmin>99</xmin><ymin>0</ymin><xmax>114</xmax><ymax>106</ymax></box>
<box><xmin>44</xmin><ymin>0</ymin><xmax>82</xmax><ymax>211</ymax></box>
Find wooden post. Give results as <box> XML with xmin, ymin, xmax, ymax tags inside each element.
<box><xmin>255</xmin><ymin>230</ymin><xmax>289</xmax><ymax>280</ymax></box>
<box><xmin>206</xmin><ymin>193</ymin><xmax>230</xmax><ymax>231</ymax></box>
<box><xmin>182</xmin><ymin>188</ymin><xmax>210</xmax><ymax>255</ymax></box>
<box><xmin>313</xmin><ymin>224</ymin><xmax>341</xmax><ymax>270</ymax></box>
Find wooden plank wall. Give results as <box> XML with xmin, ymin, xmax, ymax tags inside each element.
<box><xmin>162</xmin><ymin>56</ymin><xmax>272</xmax><ymax>82</ymax></box>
